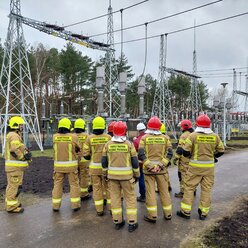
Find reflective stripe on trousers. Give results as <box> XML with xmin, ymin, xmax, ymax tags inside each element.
<box><xmin>54</xmin><ymin>160</ymin><xmax>78</xmax><ymax>167</ymax></box>
<box><xmin>89</xmin><ymin>162</ymin><xmax>102</xmax><ymax>169</ymax></box>
<box><xmin>5</xmin><ymin>160</ymin><xmax>28</xmax><ymax>167</ymax></box>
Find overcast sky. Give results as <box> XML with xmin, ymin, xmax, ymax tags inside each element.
<box><xmin>0</xmin><ymin>0</ymin><xmax>248</xmax><ymax>109</ymax></box>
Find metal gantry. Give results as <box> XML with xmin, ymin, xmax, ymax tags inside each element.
<box><xmin>152</xmin><ymin>34</ymin><xmax>175</xmax><ymax>133</ymax></box>
<box><xmin>0</xmin><ymin>0</ymin><xmax>43</xmax><ymax>153</ymax></box>
<box><xmin>188</xmin><ymin>22</ymin><xmax>202</xmax><ymax>120</ymax></box>
<box><xmin>232</xmin><ymin>69</ymin><xmax>238</xmax><ymax>111</ymax></box>
<box><xmin>104</xmin><ymin>0</ymin><xmax>121</xmax><ymax>118</ymax></box>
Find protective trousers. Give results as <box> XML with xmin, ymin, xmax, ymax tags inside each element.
<box><xmin>5</xmin><ymin>170</ymin><xmax>24</xmax><ymax>211</ymax></box>
<box><xmin>145</xmin><ymin>173</ymin><xmax>172</xmax><ymax>220</ymax></box>
<box><xmin>52</xmin><ymin>171</ymin><xmax>81</xmax><ymax>210</ymax></box>
<box><xmin>109</xmin><ymin>179</ymin><xmax>137</xmax><ymax>224</ymax></box>
<box><xmin>178</xmin><ymin>164</ymin><xmax>188</xmax><ymax>193</ymax></box>
<box><xmin>91</xmin><ymin>175</ymin><xmax>111</xmax><ymax>213</ymax></box>
<box><xmin>78</xmin><ymin>161</ymin><xmax>90</xmax><ymax>197</ymax></box>
<box><xmin>181</xmin><ymin>167</ymin><xmax>214</xmax><ymax>216</ymax></box>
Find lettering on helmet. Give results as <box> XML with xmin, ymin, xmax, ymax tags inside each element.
<box><xmin>55</xmin><ymin>136</ymin><xmax>72</xmax><ymax>142</ymax></box>
<box><xmin>90</xmin><ymin>137</ymin><xmax>109</xmax><ymax>145</ymax></box>
<box><xmin>196</xmin><ymin>136</ymin><xmax>216</xmax><ymax>144</ymax></box>
<box><xmin>146</xmin><ymin>137</ymin><xmax>166</xmax><ymax>144</ymax></box>
<box><xmin>108</xmin><ymin>144</ymin><xmax>128</xmax><ymax>152</ymax></box>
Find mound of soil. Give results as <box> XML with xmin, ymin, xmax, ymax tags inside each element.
<box><xmin>0</xmin><ymin>157</ymin><xmax>69</xmax><ymax>196</ymax></box>
<box><xmin>202</xmin><ymin>198</ymin><xmax>248</xmax><ymax>248</ymax></box>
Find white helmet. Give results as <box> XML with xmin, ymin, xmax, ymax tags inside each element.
<box><xmin>137</xmin><ymin>122</ymin><xmax>146</xmax><ymax>131</ymax></box>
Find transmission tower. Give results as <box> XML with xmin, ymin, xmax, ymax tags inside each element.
<box><xmin>104</xmin><ymin>0</ymin><xmax>121</xmax><ymax>117</ymax></box>
<box><xmin>245</xmin><ymin>74</ymin><xmax>248</xmax><ymax>112</ymax></box>
<box><xmin>232</xmin><ymin>69</ymin><xmax>238</xmax><ymax>111</ymax></box>
<box><xmin>188</xmin><ymin>22</ymin><xmax>202</xmax><ymax>120</ymax></box>
<box><xmin>0</xmin><ymin>0</ymin><xmax>43</xmax><ymax>153</ymax></box>
<box><xmin>152</xmin><ymin>34</ymin><xmax>175</xmax><ymax>133</ymax></box>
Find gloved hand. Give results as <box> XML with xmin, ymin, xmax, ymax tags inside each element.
<box><xmin>134</xmin><ymin>177</ymin><xmax>139</xmax><ymax>183</ymax></box>
<box><xmin>75</xmin><ymin>146</ymin><xmax>80</xmax><ymax>153</ymax></box>
<box><xmin>214</xmin><ymin>157</ymin><xmax>218</xmax><ymax>163</ymax></box>
<box><xmin>173</xmin><ymin>158</ymin><xmax>179</xmax><ymax>166</ymax></box>
<box><xmin>10</xmin><ymin>152</ymin><xmax>18</xmax><ymax>158</ymax></box>
<box><xmin>23</xmin><ymin>152</ymin><xmax>32</xmax><ymax>161</ymax></box>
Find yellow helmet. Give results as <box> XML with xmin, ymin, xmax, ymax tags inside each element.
<box><xmin>92</xmin><ymin>116</ymin><xmax>105</xmax><ymax>130</ymax></box>
<box><xmin>58</xmin><ymin>118</ymin><xmax>71</xmax><ymax>130</ymax></box>
<box><xmin>160</xmin><ymin>123</ymin><xmax>167</xmax><ymax>134</ymax></box>
<box><xmin>74</xmin><ymin>118</ymin><xmax>86</xmax><ymax>129</ymax></box>
<box><xmin>9</xmin><ymin>116</ymin><xmax>25</xmax><ymax>129</ymax></box>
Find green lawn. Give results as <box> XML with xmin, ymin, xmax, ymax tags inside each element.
<box><xmin>31</xmin><ymin>149</ymin><xmax>53</xmax><ymax>158</ymax></box>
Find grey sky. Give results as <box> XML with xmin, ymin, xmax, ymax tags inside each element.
<box><xmin>0</xmin><ymin>0</ymin><xmax>248</xmax><ymax>109</ymax></box>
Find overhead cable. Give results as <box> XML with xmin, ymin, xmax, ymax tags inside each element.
<box><xmin>90</xmin><ymin>0</ymin><xmax>223</xmax><ymax>38</ymax></box>
<box><xmin>62</xmin><ymin>0</ymin><xmax>149</xmax><ymax>28</ymax></box>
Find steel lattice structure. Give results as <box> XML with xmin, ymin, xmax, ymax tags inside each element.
<box><xmin>104</xmin><ymin>0</ymin><xmax>121</xmax><ymax>117</ymax></box>
<box><xmin>152</xmin><ymin>34</ymin><xmax>175</xmax><ymax>133</ymax></box>
<box><xmin>232</xmin><ymin>69</ymin><xmax>238</xmax><ymax>111</ymax></box>
<box><xmin>0</xmin><ymin>0</ymin><xmax>43</xmax><ymax>154</ymax></box>
<box><xmin>188</xmin><ymin>24</ymin><xmax>202</xmax><ymax>120</ymax></box>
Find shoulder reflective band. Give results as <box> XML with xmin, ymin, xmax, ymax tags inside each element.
<box><xmin>189</xmin><ymin>160</ymin><xmax>215</xmax><ymax>168</ymax></box>
<box><xmin>89</xmin><ymin>162</ymin><xmax>102</xmax><ymax>169</ymax></box>
<box><xmin>145</xmin><ymin>137</ymin><xmax>166</xmax><ymax>145</ymax></box>
<box><xmin>108</xmin><ymin>144</ymin><xmax>128</xmax><ymax>152</ymax></box>
<box><xmin>55</xmin><ymin>136</ymin><xmax>72</xmax><ymax>142</ymax></box>
<box><xmin>54</xmin><ymin>160</ymin><xmax>78</xmax><ymax>167</ymax></box>
<box><xmin>90</xmin><ymin>137</ymin><xmax>109</xmax><ymax>145</ymax></box>
<box><xmin>78</xmin><ymin>136</ymin><xmax>86</xmax><ymax>142</ymax></box>
<box><xmin>5</xmin><ymin>160</ymin><xmax>28</xmax><ymax>167</ymax></box>
<box><xmin>196</xmin><ymin>136</ymin><xmax>216</xmax><ymax>144</ymax></box>
<box><xmin>108</xmin><ymin>166</ymin><xmax>132</xmax><ymax>175</ymax></box>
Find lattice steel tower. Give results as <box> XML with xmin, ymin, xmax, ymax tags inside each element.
<box><xmin>104</xmin><ymin>0</ymin><xmax>121</xmax><ymax>117</ymax></box>
<box><xmin>152</xmin><ymin>34</ymin><xmax>175</xmax><ymax>132</ymax></box>
<box><xmin>0</xmin><ymin>0</ymin><xmax>43</xmax><ymax>153</ymax></box>
<box><xmin>188</xmin><ymin>22</ymin><xmax>202</xmax><ymax>120</ymax></box>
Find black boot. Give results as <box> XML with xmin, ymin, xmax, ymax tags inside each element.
<box><xmin>174</xmin><ymin>192</ymin><xmax>184</xmax><ymax>198</ymax></box>
<box><xmin>81</xmin><ymin>194</ymin><xmax>92</xmax><ymax>201</ymax></box>
<box><xmin>115</xmin><ymin>220</ymin><xmax>125</xmax><ymax>230</ymax></box>
<box><xmin>128</xmin><ymin>223</ymin><xmax>138</xmax><ymax>232</ymax></box>
<box><xmin>144</xmin><ymin>215</ymin><xmax>156</xmax><ymax>223</ymax></box>
<box><xmin>97</xmin><ymin>211</ymin><xmax>104</xmax><ymax>216</ymax></box>
<box><xmin>137</xmin><ymin>195</ymin><xmax>146</xmax><ymax>202</ymax></box>
<box><xmin>198</xmin><ymin>208</ymin><xmax>207</xmax><ymax>220</ymax></box>
<box><xmin>176</xmin><ymin>210</ymin><xmax>190</xmax><ymax>219</ymax></box>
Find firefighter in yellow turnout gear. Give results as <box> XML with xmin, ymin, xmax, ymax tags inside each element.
<box><xmin>138</xmin><ymin>117</ymin><xmax>173</xmax><ymax>223</ymax></box>
<box><xmin>5</xmin><ymin>116</ymin><xmax>32</xmax><ymax>213</ymax></box>
<box><xmin>177</xmin><ymin>114</ymin><xmax>224</xmax><ymax>220</ymax></box>
<box><xmin>83</xmin><ymin>116</ymin><xmax>111</xmax><ymax>216</ymax></box>
<box><xmin>102</xmin><ymin>121</ymin><xmax>140</xmax><ymax>232</ymax></box>
<box><xmin>52</xmin><ymin>118</ymin><xmax>81</xmax><ymax>211</ymax></box>
<box><xmin>74</xmin><ymin>118</ymin><xmax>91</xmax><ymax>200</ymax></box>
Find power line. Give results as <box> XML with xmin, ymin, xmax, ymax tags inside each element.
<box><xmin>197</xmin><ymin>67</ymin><xmax>248</xmax><ymax>72</ymax></box>
<box><xmin>199</xmin><ymin>71</ymin><xmax>247</xmax><ymax>76</ymax></box>
<box><xmin>90</xmin><ymin>0</ymin><xmax>223</xmax><ymax>38</ymax></box>
<box><xmin>62</xmin><ymin>0</ymin><xmax>149</xmax><ymax>28</ymax></box>
<box><xmin>114</xmin><ymin>11</ymin><xmax>248</xmax><ymax>45</ymax></box>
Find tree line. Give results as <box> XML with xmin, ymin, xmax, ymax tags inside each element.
<box><xmin>0</xmin><ymin>41</ymin><xmax>209</xmax><ymax>118</ymax></box>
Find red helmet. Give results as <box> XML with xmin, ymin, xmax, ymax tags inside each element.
<box><xmin>180</xmin><ymin>119</ymin><xmax>192</xmax><ymax>130</ymax></box>
<box><xmin>113</xmin><ymin>121</ymin><xmax>127</xmax><ymax>136</ymax></box>
<box><xmin>147</xmin><ymin>116</ymin><xmax>162</xmax><ymax>130</ymax></box>
<box><xmin>108</xmin><ymin>121</ymin><xmax>116</xmax><ymax>133</ymax></box>
<box><xmin>196</xmin><ymin>114</ymin><xmax>211</xmax><ymax>128</ymax></box>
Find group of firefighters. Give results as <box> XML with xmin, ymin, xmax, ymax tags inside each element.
<box><xmin>4</xmin><ymin>113</ymin><xmax>224</xmax><ymax>232</ymax></box>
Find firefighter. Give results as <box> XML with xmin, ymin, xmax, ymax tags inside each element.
<box><xmin>5</xmin><ymin>116</ymin><xmax>31</xmax><ymax>213</ymax></box>
<box><xmin>138</xmin><ymin>116</ymin><xmax>173</xmax><ymax>223</ymax></box>
<box><xmin>74</xmin><ymin>118</ymin><xmax>91</xmax><ymax>200</ymax></box>
<box><xmin>177</xmin><ymin>114</ymin><xmax>224</xmax><ymax>220</ymax></box>
<box><xmin>107</xmin><ymin>121</ymin><xmax>116</xmax><ymax>137</ymax></box>
<box><xmin>52</xmin><ymin>118</ymin><xmax>81</xmax><ymax>212</ymax></box>
<box><xmin>173</xmin><ymin>120</ymin><xmax>194</xmax><ymax>198</ymax></box>
<box><xmin>133</xmin><ymin>122</ymin><xmax>146</xmax><ymax>202</ymax></box>
<box><xmin>102</xmin><ymin>121</ymin><xmax>140</xmax><ymax>232</ymax></box>
<box><xmin>160</xmin><ymin>123</ymin><xmax>172</xmax><ymax>192</ymax></box>
<box><xmin>83</xmin><ymin>116</ymin><xmax>111</xmax><ymax>216</ymax></box>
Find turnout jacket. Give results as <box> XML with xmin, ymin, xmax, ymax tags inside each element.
<box><xmin>53</xmin><ymin>133</ymin><xmax>80</xmax><ymax>173</ymax></box>
<box><xmin>75</xmin><ymin>132</ymin><xmax>89</xmax><ymax>163</ymax></box>
<box><xmin>102</xmin><ymin>140</ymin><xmax>140</xmax><ymax>180</ymax></box>
<box><xmin>138</xmin><ymin>133</ymin><xmax>173</xmax><ymax>175</ymax></box>
<box><xmin>83</xmin><ymin>133</ymin><xmax>111</xmax><ymax>175</ymax></box>
<box><xmin>5</xmin><ymin>131</ymin><xmax>29</xmax><ymax>172</ymax></box>
<box><xmin>183</xmin><ymin>132</ymin><xmax>224</xmax><ymax>168</ymax></box>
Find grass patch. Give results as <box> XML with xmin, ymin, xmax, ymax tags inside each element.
<box><xmin>227</xmin><ymin>139</ymin><xmax>248</xmax><ymax>145</ymax></box>
<box><xmin>31</xmin><ymin>149</ymin><xmax>53</xmax><ymax>158</ymax></box>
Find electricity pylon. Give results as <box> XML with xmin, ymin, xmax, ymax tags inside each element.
<box><xmin>0</xmin><ymin>0</ymin><xmax>43</xmax><ymax>153</ymax></box>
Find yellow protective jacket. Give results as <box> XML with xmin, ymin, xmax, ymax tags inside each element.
<box><xmin>138</xmin><ymin>133</ymin><xmax>173</xmax><ymax>175</ymax></box>
<box><xmin>183</xmin><ymin>132</ymin><xmax>225</xmax><ymax>168</ymax></box>
<box><xmin>83</xmin><ymin>133</ymin><xmax>111</xmax><ymax>175</ymax></box>
<box><xmin>5</xmin><ymin>131</ymin><xmax>29</xmax><ymax>172</ymax></box>
<box><xmin>75</xmin><ymin>132</ymin><xmax>89</xmax><ymax>163</ymax></box>
<box><xmin>102</xmin><ymin>140</ymin><xmax>140</xmax><ymax>180</ymax></box>
<box><xmin>53</xmin><ymin>133</ymin><xmax>80</xmax><ymax>173</ymax></box>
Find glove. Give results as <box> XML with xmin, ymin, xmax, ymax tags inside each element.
<box><xmin>75</xmin><ymin>146</ymin><xmax>80</xmax><ymax>153</ymax></box>
<box><xmin>214</xmin><ymin>157</ymin><xmax>218</xmax><ymax>163</ymax></box>
<box><xmin>23</xmin><ymin>152</ymin><xmax>32</xmax><ymax>161</ymax></box>
<box><xmin>134</xmin><ymin>177</ymin><xmax>139</xmax><ymax>183</ymax></box>
<box><xmin>10</xmin><ymin>152</ymin><xmax>18</xmax><ymax>158</ymax></box>
<box><xmin>173</xmin><ymin>158</ymin><xmax>179</xmax><ymax>166</ymax></box>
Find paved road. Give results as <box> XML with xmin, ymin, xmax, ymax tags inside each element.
<box><xmin>0</xmin><ymin>150</ymin><xmax>247</xmax><ymax>248</ymax></box>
